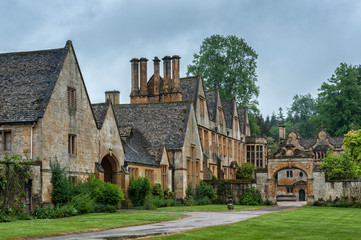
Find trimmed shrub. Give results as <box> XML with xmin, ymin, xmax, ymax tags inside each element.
<box><xmin>240</xmin><ymin>187</ymin><xmax>262</xmax><ymax>205</ymax></box>
<box><xmin>152</xmin><ymin>183</ymin><xmax>164</xmax><ymax>198</ymax></box>
<box><xmin>236</xmin><ymin>162</ymin><xmax>255</xmax><ymax>180</ymax></box>
<box><xmin>72</xmin><ymin>193</ymin><xmax>95</xmax><ymax>214</ymax></box>
<box><xmin>195</xmin><ymin>180</ymin><xmax>216</xmax><ymax>201</ymax></box>
<box><xmin>128</xmin><ymin>177</ymin><xmax>151</xmax><ymax>206</ymax></box>
<box><xmin>50</xmin><ymin>161</ymin><xmax>72</xmax><ymax>206</ymax></box>
<box><xmin>164</xmin><ymin>188</ymin><xmax>175</xmax><ymax>200</ymax></box>
<box><xmin>87</xmin><ymin>176</ymin><xmax>124</xmax><ymax>206</ymax></box>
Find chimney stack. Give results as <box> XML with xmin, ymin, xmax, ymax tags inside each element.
<box><xmin>279</xmin><ymin>126</ymin><xmax>286</xmax><ymax>140</ymax></box>
<box><xmin>139</xmin><ymin>57</ymin><xmax>148</xmax><ymax>95</ymax></box>
<box><xmin>172</xmin><ymin>55</ymin><xmax>180</xmax><ymax>91</ymax></box>
<box><xmin>130</xmin><ymin>58</ymin><xmax>139</xmax><ymax>96</ymax></box>
<box><xmin>105</xmin><ymin>90</ymin><xmax>120</xmax><ymax>105</ymax></box>
<box><xmin>163</xmin><ymin>56</ymin><xmax>171</xmax><ymax>92</ymax></box>
<box><xmin>153</xmin><ymin>57</ymin><xmax>160</xmax><ymax>95</ymax></box>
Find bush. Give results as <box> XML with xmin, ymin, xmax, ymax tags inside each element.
<box><xmin>33</xmin><ymin>204</ymin><xmax>78</xmax><ymax>219</ymax></box>
<box><xmin>128</xmin><ymin>177</ymin><xmax>151</xmax><ymax>206</ymax></box>
<box><xmin>240</xmin><ymin>187</ymin><xmax>262</xmax><ymax>205</ymax></box>
<box><xmin>186</xmin><ymin>183</ymin><xmax>195</xmax><ymax>199</ymax></box>
<box><xmin>50</xmin><ymin>161</ymin><xmax>72</xmax><ymax>206</ymax></box>
<box><xmin>86</xmin><ymin>176</ymin><xmax>124</xmax><ymax>206</ymax></box>
<box><xmin>152</xmin><ymin>183</ymin><xmax>164</xmax><ymax>198</ymax></box>
<box><xmin>195</xmin><ymin>180</ymin><xmax>215</xmax><ymax>201</ymax></box>
<box><xmin>72</xmin><ymin>193</ymin><xmax>95</xmax><ymax>214</ymax></box>
<box><xmin>164</xmin><ymin>188</ymin><xmax>175</xmax><ymax>200</ymax></box>
<box><xmin>236</xmin><ymin>162</ymin><xmax>255</xmax><ymax>180</ymax></box>
<box><xmin>197</xmin><ymin>196</ymin><xmax>212</xmax><ymax>205</ymax></box>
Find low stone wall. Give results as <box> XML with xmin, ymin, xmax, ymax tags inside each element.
<box><xmin>204</xmin><ymin>180</ymin><xmax>256</xmax><ymax>203</ymax></box>
<box><xmin>313</xmin><ymin>170</ymin><xmax>361</xmax><ymax>201</ymax></box>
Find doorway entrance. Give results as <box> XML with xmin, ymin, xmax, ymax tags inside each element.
<box><xmin>299</xmin><ymin>189</ymin><xmax>306</xmax><ymax>201</ymax></box>
<box><xmin>101</xmin><ymin>155</ymin><xmax>118</xmax><ymax>184</ymax></box>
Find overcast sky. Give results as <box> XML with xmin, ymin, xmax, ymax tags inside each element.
<box><xmin>1</xmin><ymin>0</ymin><xmax>360</xmax><ymax>117</ymax></box>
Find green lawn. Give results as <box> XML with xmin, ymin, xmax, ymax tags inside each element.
<box><xmin>155</xmin><ymin>204</ymin><xmax>270</xmax><ymax>212</ymax></box>
<box><xmin>149</xmin><ymin>206</ymin><xmax>361</xmax><ymax>240</ymax></box>
<box><xmin>0</xmin><ymin>211</ymin><xmax>184</xmax><ymax>240</ymax></box>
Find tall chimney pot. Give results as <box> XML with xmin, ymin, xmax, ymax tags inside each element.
<box><xmin>153</xmin><ymin>57</ymin><xmax>160</xmax><ymax>95</ymax></box>
<box><xmin>139</xmin><ymin>57</ymin><xmax>148</xmax><ymax>95</ymax></box>
<box><xmin>162</xmin><ymin>56</ymin><xmax>171</xmax><ymax>92</ymax></box>
<box><xmin>130</xmin><ymin>58</ymin><xmax>139</xmax><ymax>95</ymax></box>
<box><xmin>172</xmin><ymin>55</ymin><xmax>180</xmax><ymax>91</ymax></box>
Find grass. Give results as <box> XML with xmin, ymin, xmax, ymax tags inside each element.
<box><xmin>155</xmin><ymin>204</ymin><xmax>271</xmax><ymax>212</ymax></box>
<box><xmin>0</xmin><ymin>211</ymin><xmax>184</xmax><ymax>240</ymax></box>
<box><xmin>149</xmin><ymin>206</ymin><xmax>361</xmax><ymax>240</ymax></box>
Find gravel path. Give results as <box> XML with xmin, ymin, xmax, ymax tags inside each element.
<box><xmin>33</xmin><ymin>202</ymin><xmax>306</xmax><ymax>240</ymax></box>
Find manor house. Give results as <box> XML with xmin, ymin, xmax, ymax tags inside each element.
<box><xmin>0</xmin><ymin>41</ymin><xmax>267</xmax><ymax>209</ymax></box>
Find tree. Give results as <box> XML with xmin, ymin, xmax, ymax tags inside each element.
<box><xmin>320</xmin><ymin>150</ymin><xmax>361</xmax><ymax>180</ymax></box>
<box><xmin>317</xmin><ymin>63</ymin><xmax>361</xmax><ymax>136</ymax></box>
<box><xmin>288</xmin><ymin>94</ymin><xmax>318</xmax><ymax>137</ymax></box>
<box><xmin>343</xmin><ymin>129</ymin><xmax>361</xmax><ymax>161</ymax></box>
<box><xmin>187</xmin><ymin>34</ymin><xmax>259</xmax><ymax>111</ymax></box>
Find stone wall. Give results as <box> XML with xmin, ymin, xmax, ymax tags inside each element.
<box><xmin>313</xmin><ymin>170</ymin><xmax>361</xmax><ymax>201</ymax></box>
<box><xmin>205</xmin><ymin>180</ymin><xmax>257</xmax><ymax>203</ymax></box>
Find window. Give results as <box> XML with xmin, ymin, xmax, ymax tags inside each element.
<box><xmin>235</xmin><ymin>117</ymin><xmax>239</xmax><ymax>131</ymax></box>
<box><xmin>129</xmin><ymin>167</ymin><xmax>139</xmax><ymax>179</ymax></box>
<box><xmin>218</xmin><ymin>108</ymin><xmax>223</xmax><ymax>125</ymax></box>
<box><xmin>299</xmin><ymin>172</ymin><xmax>304</xmax><ymax>178</ymax></box>
<box><xmin>69</xmin><ymin>176</ymin><xmax>77</xmax><ymax>185</ymax></box>
<box><xmin>212</xmin><ymin>133</ymin><xmax>216</xmax><ymax>153</ymax></box>
<box><xmin>68</xmin><ymin>134</ymin><xmax>77</xmax><ymax>155</ymax></box>
<box><xmin>287</xmin><ymin>170</ymin><xmax>293</xmax><ymax>178</ymax></box>
<box><xmin>67</xmin><ymin>87</ymin><xmax>76</xmax><ymax>109</ymax></box>
<box><xmin>0</xmin><ymin>131</ymin><xmax>12</xmax><ymax>151</ymax></box>
<box><xmin>161</xmin><ymin>165</ymin><xmax>168</xmax><ymax>190</ymax></box>
<box><xmin>145</xmin><ymin>169</ymin><xmax>154</xmax><ymax>184</ymax></box>
<box><xmin>198</xmin><ymin>127</ymin><xmax>203</xmax><ymax>147</ymax></box>
<box><xmin>223</xmin><ymin>136</ymin><xmax>226</xmax><ymax>157</ymax></box>
<box><xmin>229</xmin><ymin>140</ymin><xmax>233</xmax><ymax>159</ymax></box>
<box><xmin>204</xmin><ymin>130</ymin><xmax>209</xmax><ymax>152</ymax></box>
<box><xmin>199</xmin><ymin>97</ymin><xmax>205</xmax><ymax>116</ymax></box>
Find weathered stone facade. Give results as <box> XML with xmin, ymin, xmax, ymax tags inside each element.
<box><xmin>0</xmin><ymin>41</ymin><xmax>126</xmax><ymax>209</ymax></box>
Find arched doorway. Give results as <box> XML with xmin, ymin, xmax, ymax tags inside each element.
<box><xmin>101</xmin><ymin>155</ymin><xmax>119</xmax><ymax>184</ymax></box>
<box><xmin>299</xmin><ymin>189</ymin><xmax>306</xmax><ymax>201</ymax></box>
<box><xmin>274</xmin><ymin>168</ymin><xmax>308</xmax><ymax>202</ymax></box>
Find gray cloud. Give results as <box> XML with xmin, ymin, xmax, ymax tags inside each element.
<box><xmin>1</xmin><ymin>0</ymin><xmax>360</xmax><ymax>116</ymax></box>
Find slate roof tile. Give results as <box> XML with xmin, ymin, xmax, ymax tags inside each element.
<box><xmin>205</xmin><ymin>90</ymin><xmax>217</xmax><ymax>122</ymax></box>
<box><xmin>91</xmin><ymin>103</ymin><xmax>109</xmax><ymax>129</ymax></box>
<box><xmin>222</xmin><ymin>100</ymin><xmax>234</xmax><ymax>129</ymax></box>
<box><xmin>0</xmin><ymin>46</ymin><xmax>69</xmax><ymax>123</ymax></box>
<box><xmin>114</xmin><ymin>102</ymin><xmax>191</xmax><ymax>163</ymax></box>
<box><xmin>180</xmin><ymin>76</ymin><xmax>199</xmax><ymax>102</ymax></box>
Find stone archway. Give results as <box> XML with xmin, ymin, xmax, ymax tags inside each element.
<box><xmin>101</xmin><ymin>155</ymin><xmax>120</xmax><ymax>184</ymax></box>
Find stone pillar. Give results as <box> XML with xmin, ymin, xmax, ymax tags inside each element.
<box><xmin>172</xmin><ymin>55</ymin><xmax>180</xmax><ymax>91</ymax></box>
<box><xmin>153</xmin><ymin>57</ymin><xmax>160</xmax><ymax>96</ymax></box>
<box><xmin>139</xmin><ymin>58</ymin><xmax>148</xmax><ymax>95</ymax></box>
<box><xmin>307</xmin><ymin>178</ymin><xmax>314</xmax><ymax>205</ymax></box>
<box><xmin>163</xmin><ymin>56</ymin><xmax>171</xmax><ymax>93</ymax></box>
<box><xmin>130</xmin><ymin>58</ymin><xmax>139</xmax><ymax>96</ymax></box>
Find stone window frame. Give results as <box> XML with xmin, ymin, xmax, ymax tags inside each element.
<box><xmin>129</xmin><ymin>167</ymin><xmax>139</xmax><ymax>179</ymax></box>
<box><xmin>68</xmin><ymin>134</ymin><xmax>77</xmax><ymax>155</ymax></box>
<box><xmin>67</xmin><ymin>87</ymin><xmax>76</xmax><ymax>109</ymax></box>
<box><xmin>0</xmin><ymin>130</ymin><xmax>12</xmax><ymax>152</ymax></box>
<box><xmin>199</xmin><ymin>97</ymin><xmax>205</xmax><ymax>117</ymax></box>
<box><xmin>145</xmin><ymin>169</ymin><xmax>154</xmax><ymax>184</ymax></box>
<box><xmin>161</xmin><ymin>165</ymin><xmax>167</xmax><ymax>190</ymax></box>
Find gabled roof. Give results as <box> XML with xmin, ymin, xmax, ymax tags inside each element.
<box><xmin>329</xmin><ymin>137</ymin><xmax>344</xmax><ymax>148</ymax></box>
<box><xmin>0</xmin><ymin>45</ymin><xmax>69</xmax><ymax>123</ymax></box>
<box><xmin>222</xmin><ymin>100</ymin><xmax>235</xmax><ymax>129</ymax></box>
<box><xmin>91</xmin><ymin>103</ymin><xmax>109</xmax><ymax>129</ymax></box>
<box><xmin>299</xmin><ymin>138</ymin><xmax>317</xmax><ymax>149</ymax></box>
<box><xmin>114</xmin><ymin>102</ymin><xmax>191</xmax><ymax>163</ymax></box>
<box><xmin>238</xmin><ymin>108</ymin><xmax>247</xmax><ymax>134</ymax></box>
<box><xmin>180</xmin><ymin>76</ymin><xmax>199</xmax><ymax>102</ymax></box>
<box><xmin>205</xmin><ymin>90</ymin><xmax>217</xmax><ymax>122</ymax></box>
<box><xmin>122</xmin><ymin>129</ymin><xmax>159</xmax><ymax>166</ymax></box>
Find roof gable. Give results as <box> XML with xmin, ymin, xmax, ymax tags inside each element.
<box><xmin>114</xmin><ymin>102</ymin><xmax>191</xmax><ymax>162</ymax></box>
<box><xmin>0</xmin><ymin>44</ymin><xmax>69</xmax><ymax>123</ymax></box>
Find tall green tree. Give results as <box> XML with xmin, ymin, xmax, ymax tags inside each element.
<box><xmin>288</xmin><ymin>93</ymin><xmax>318</xmax><ymax>137</ymax></box>
<box><xmin>317</xmin><ymin>63</ymin><xmax>361</xmax><ymax>136</ymax></box>
<box><xmin>187</xmin><ymin>34</ymin><xmax>259</xmax><ymax>111</ymax></box>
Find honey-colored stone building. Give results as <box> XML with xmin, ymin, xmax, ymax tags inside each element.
<box><xmin>0</xmin><ymin>41</ymin><xmax>126</xmax><ymax>210</ymax></box>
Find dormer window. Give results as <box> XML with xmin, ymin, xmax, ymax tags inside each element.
<box><xmin>67</xmin><ymin>87</ymin><xmax>76</xmax><ymax>109</ymax></box>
